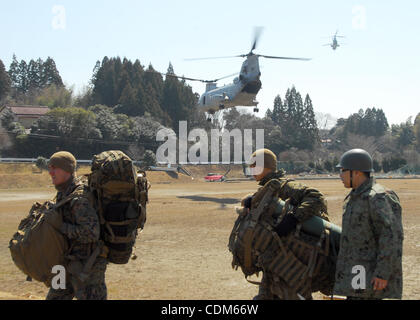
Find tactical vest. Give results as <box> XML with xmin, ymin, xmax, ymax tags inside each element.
<box><xmin>228</xmin><ymin>179</ymin><xmax>339</xmax><ymax>296</ymax></box>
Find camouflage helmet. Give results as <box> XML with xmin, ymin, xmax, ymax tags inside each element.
<box><xmin>336</xmin><ymin>148</ymin><xmax>374</xmax><ymax>172</ymax></box>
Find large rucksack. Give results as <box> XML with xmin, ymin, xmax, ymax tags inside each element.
<box><xmin>9</xmin><ymin>191</ymin><xmax>83</xmax><ymax>287</ymax></box>
<box><xmin>228</xmin><ymin>179</ymin><xmax>339</xmax><ymax>296</ymax></box>
<box><xmin>87</xmin><ymin>150</ymin><xmax>150</xmax><ymax>264</ymax></box>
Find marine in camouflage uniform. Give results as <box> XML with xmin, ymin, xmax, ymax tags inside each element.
<box><xmin>44</xmin><ymin>151</ymin><xmax>108</xmax><ymax>300</ymax></box>
<box><xmin>243</xmin><ymin>149</ymin><xmax>330</xmax><ymax>300</ymax></box>
<box><xmin>334</xmin><ymin>149</ymin><xmax>403</xmax><ymax>299</ymax></box>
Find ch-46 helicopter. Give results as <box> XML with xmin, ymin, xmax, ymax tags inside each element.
<box><xmin>323</xmin><ymin>30</ymin><xmax>346</xmax><ymax>50</ymax></box>
<box><xmin>150</xmin><ymin>28</ymin><xmax>311</xmax><ymax>121</ymax></box>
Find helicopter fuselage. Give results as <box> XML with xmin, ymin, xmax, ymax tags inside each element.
<box><xmin>197</xmin><ymin>54</ymin><xmax>262</xmax><ymax>113</ymax></box>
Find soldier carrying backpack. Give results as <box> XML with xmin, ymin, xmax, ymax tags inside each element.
<box><xmin>9</xmin><ymin>150</ymin><xmax>149</xmax><ymax>300</ymax></box>
<box><xmin>229</xmin><ymin>149</ymin><xmax>340</xmax><ymax>300</ymax></box>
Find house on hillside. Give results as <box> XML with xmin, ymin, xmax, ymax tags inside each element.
<box><xmin>0</xmin><ymin>105</ymin><xmax>50</xmax><ymax>131</ymax></box>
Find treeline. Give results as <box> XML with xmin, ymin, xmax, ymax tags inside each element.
<box><xmin>7</xmin><ymin>55</ymin><xmax>63</xmax><ymax>100</ymax></box>
<box><xmin>316</xmin><ymin>109</ymin><xmax>420</xmax><ymax>174</ymax></box>
<box><xmin>0</xmin><ymin>55</ymin><xmax>209</xmax><ymax>159</ymax></box>
<box><xmin>88</xmin><ymin>57</ymin><xmax>199</xmax><ymax>129</ymax></box>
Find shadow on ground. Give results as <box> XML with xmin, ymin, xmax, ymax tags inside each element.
<box><xmin>177</xmin><ymin>195</ymin><xmax>240</xmax><ymax>209</ymax></box>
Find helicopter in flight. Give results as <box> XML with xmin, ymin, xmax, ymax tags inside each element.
<box><xmin>323</xmin><ymin>30</ymin><xmax>346</xmax><ymax>50</ymax></box>
<box><xmin>153</xmin><ymin>28</ymin><xmax>311</xmax><ymax>121</ymax></box>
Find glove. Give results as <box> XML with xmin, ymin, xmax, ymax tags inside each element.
<box><xmin>43</xmin><ymin>210</ymin><xmax>63</xmax><ymax>230</ymax></box>
<box><xmin>274</xmin><ymin>214</ymin><xmax>298</xmax><ymax>237</ymax></box>
<box><xmin>242</xmin><ymin>196</ymin><xmax>253</xmax><ymax>209</ymax></box>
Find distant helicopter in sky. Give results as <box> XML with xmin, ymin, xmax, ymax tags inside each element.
<box><xmin>323</xmin><ymin>30</ymin><xmax>346</xmax><ymax>50</ymax></box>
<box><xmin>149</xmin><ymin>28</ymin><xmax>311</xmax><ymax>121</ymax></box>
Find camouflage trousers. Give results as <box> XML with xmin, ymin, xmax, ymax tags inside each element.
<box><xmin>253</xmin><ymin>273</ymin><xmax>313</xmax><ymax>300</ymax></box>
<box><xmin>46</xmin><ymin>257</ymin><xmax>108</xmax><ymax>300</ymax></box>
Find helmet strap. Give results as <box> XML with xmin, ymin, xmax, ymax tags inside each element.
<box><xmin>350</xmin><ymin>170</ymin><xmax>353</xmax><ymax>189</ymax></box>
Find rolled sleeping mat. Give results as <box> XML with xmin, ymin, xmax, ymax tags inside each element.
<box><xmin>274</xmin><ymin>199</ymin><xmax>341</xmax><ymax>252</ymax></box>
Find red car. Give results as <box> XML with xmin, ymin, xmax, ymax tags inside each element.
<box><xmin>204</xmin><ymin>173</ymin><xmax>225</xmax><ymax>182</ymax></box>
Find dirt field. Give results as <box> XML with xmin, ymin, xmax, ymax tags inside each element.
<box><xmin>0</xmin><ymin>166</ymin><xmax>419</xmax><ymax>300</ymax></box>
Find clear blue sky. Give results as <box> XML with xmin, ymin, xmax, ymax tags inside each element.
<box><xmin>1</xmin><ymin>0</ymin><xmax>419</xmax><ymax>125</ymax></box>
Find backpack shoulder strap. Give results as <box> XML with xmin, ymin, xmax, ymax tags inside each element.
<box><xmin>53</xmin><ymin>181</ymin><xmax>86</xmax><ymax>210</ymax></box>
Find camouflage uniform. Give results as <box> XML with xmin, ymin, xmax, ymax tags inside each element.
<box><xmin>252</xmin><ymin>170</ymin><xmax>329</xmax><ymax>223</ymax></box>
<box><xmin>249</xmin><ymin>170</ymin><xmax>330</xmax><ymax>300</ymax></box>
<box><xmin>46</xmin><ymin>177</ymin><xmax>108</xmax><ymax>300</ymax></box>
<box><xmin>333</xmin><ymin>178</ymin><xmax>403</xmax><ymax>299</ymax></box>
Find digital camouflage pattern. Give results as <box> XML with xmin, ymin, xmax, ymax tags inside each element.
<box><xmin>334</xmin><ymin>178</ymin><xmax>404</xmax><ymax>299</ymax></box>
<box><xmin>56</xmin><ymin>177</ymin><xmax>100</xmax><ymax>259</ymax></box>
<box><xmin>46</xmin><ymin>176</ymin><xmax>107</xmax><ymax>300</ymax></box>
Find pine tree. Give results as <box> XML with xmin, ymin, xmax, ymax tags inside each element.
<box><xmin>92</xmin><ymin>57</ymin><xmax>118</xmax><ymax>106</ymax></box>
<box><xmin>90</xmin><ymin>60</ymin><xmax>101</xmax><ymax>86</ymax></box>
<box><xmin>42</xmin><ymin>57</ymin><xmax>63</xmax><ymax>87</ymax></box>
<box><xmin>27</xmin><ymin>59</ymin><xmax>42</xmax><ymax>92</ymax></box>
<box><xmin>414</xmin><ymin>113</ymin><xmax>420</xmax><ymax>152</ymax></box>
<box><xmin>0</xmin><ymin>59</ymin><xmax>11</xmax><ymax>102</ymax></box>
<box><xmin>17</xmin><ymin>60</ymin><xmax>29</xmax><ymax>94</ymax></box>
<box><xmin>144</xmin><ymin>64</ymin><xmax>164</xmax><ymax>107</ymax></box>
<box><xmin>8</xmin><ymin>54</ymin><xmax>19</xmax><ymax>90</ymax></box>
<box><xmin>117</xmin><ymin>83</ymin><xmax>139</xmax><ymax>116</ymax></box>
<box><xmin>270</xmin><ymin>95</ymin><xmax>283</xmax><ymax>126</ymax></box>
<box><xmin>374</xmin><ymin>108</ymin><xmax>389</xmax><ymax>136</ymax></box>
<box><xmin>301</xmin><ymin>94</ymin><xmax>320</xmax><ymax>150</ymax></box>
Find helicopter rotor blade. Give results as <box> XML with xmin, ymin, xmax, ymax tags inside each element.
<box><xmin>145</xmin><ymin>70</ymin><xmax>237</xmax><ymax>83</ymax></box>
<box><xmin>251</xmin><ymin>26</ymin><xmax>264</xmax><ymax>52</ymax></box>
<box><xmin>184</xmin><ymin>55</ymin><xmax>242</xmax><ymax>61</ymax></box>
<box><xmin>258</xmin><ymin>54</ymin><xmax>311</xmax><ymax>61</ymax></box>
<box><xmin>210</xmin><ymin>72</ymin><xmax>239</xmax><ymax>82</ymax></box>
<box><xmin>145</xmin><ymin>70</ymin><xmax>207</xmax><ymax>82</ymax></box>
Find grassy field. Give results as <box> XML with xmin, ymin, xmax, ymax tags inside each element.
<box><xmin>0</xmin><ymin>164</ymin><xmax>419</xmax><ymax>300</ymax></box>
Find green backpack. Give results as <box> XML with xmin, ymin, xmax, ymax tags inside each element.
<box><xmin>88</xmin><ymin>150</ymin><xmax>150</xmax><ymax>264</ymax></box>
<box><xmin>9</xmin><ymin>193</ymin><xmax>81</xmax><ymax>287</ymax></box>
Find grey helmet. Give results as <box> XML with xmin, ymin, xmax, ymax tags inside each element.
<box><xmin>336</xmin><ymin>148</ymin><xmax>374</xmax><ymax>172</ymax></box>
